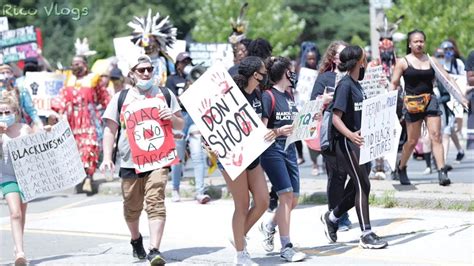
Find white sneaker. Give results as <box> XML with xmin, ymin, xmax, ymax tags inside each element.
<box><xmin>234</xmin><ymin>251</ymin><xmax>257</xmax><ymax>265</ymax></box>
<box><xmin>422</xmin><ymin>167</ymin><xmax>432</xmax><ymax>175</ymax></box>
<box><xmin>280</xmin><ymin>243</ymin><xmax>306</xmax><ymax>262</ymax></box>
<box><xmin>259</xmin><ymin>222</ymin><xmax>276</xmax><ymax>252</ymax></box>
<box><xmin>171</xmin><ymin>190</ymin><xmax>180</xmax><ymax>202</ymax></box>
<box><xmin>196</xmin><ymin>194</ymin><xmax>211</xmax><ymax>204</ymax></box>
<box><xmin>374</xmin><ymin>171</ymin><xmax>386</xmax><ymax>180</ymax></box>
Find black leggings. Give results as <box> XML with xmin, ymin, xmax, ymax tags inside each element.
<box><xmin>324</xmin><ymin>153</ymin><xmax>352</xmax><ymax>210</ymax></box>
<box><xmin>332</xmin><ymin>137</ymin><xmax>372</xmax><ymax>231</ymax></box>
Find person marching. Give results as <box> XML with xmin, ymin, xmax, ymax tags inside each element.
<box><xmin>258</xmin><ymin>56</ymin><xmax>306</xmax><ymax>262</ymax></box>
<box><xmin>0</xmin><ymin>91</ymin><xmax>33</xmax><ymax>265</ymax></box>
<box><xmin>100</xmin><ymin>55</ymin><xmax>184</xmax><ymax>265</ymax></box>
<box><xmin>310</xmin><ymin>41</ymin><xmax>353</xmax><ymax>232</ymax></box>
<box><xmin>391</xmin><ymin>30</ymin><xmax>451</xmax><ymax>186</ymax></box>
<box><xmin>215</xmin><ymin>56</ymin><xmax>275</xmax><ymax>265</ymax></box>
<box><xmin>320</xmin><ymin>45</ymin><xmax>388</xmax><ymax>249</ymax></box>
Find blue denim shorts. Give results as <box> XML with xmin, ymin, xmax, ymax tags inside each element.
<box><xmin>260</xmin><ymin>139</ymin><xmax>300</xmax><ymax>196</ymax></box>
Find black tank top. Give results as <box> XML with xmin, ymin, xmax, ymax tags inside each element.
<box><xmin>402</xmin><ymin>57</ymin><xmax>435</xmax><ymax>95</ymax></box>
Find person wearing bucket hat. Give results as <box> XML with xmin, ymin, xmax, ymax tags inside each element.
<box><xmin>101</xmin><ymin>53</ymin><xmax>184</xmax><ymax>265</ymax></box>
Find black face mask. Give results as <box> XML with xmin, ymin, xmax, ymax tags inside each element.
<box><xmin>257</xmin><ymin>73</ymin><xmax>269</xmax><ymax>87</ymax></box>
<box><xmin>358</xmin><ymin>66</ymin><xmax>366</xmax><ymax>81</ymax></box>
<box><xmin>287</xmin><ymin>71</ymin><xmax>297</xmax><ymax>88</ymax></box>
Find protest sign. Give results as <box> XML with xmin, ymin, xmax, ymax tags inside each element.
<box><xmin>123</xmin><ymin>96</ymin><xmax>179</xmax><ymax>173</ymax></box>
<box><xmin>0</xmin><ymin>17</ymin><xmax>8</xmax><ymax>32</ymax></box>
<box><xmin>6</xmin><ymin>120</ymin><xmax>86</xmax><ymax>202</ymax></box>
<box><xmin>179</xmin><ymin>62</ymin><xmax>272</xmax><ymax>180</ymax></box>
<box><xmin>188</xmin><ymin>43</ymin><xmax>234</xmax><ymax>69</ymax></box>
<box><xmin>285</xmin><ymin>99</ymin><xmax>324</xmax><ymax>150</ymax></box>
<box><xmin>429</xmin><ymin>56</ymin><xmax>469</xmax><ymax>110</ymax></box>
<box><xmin>23</xmin><ymin>72</ymin><xmax>65</xmax><ymax>116</ymax></box>
<box><xmin>295</xmin><ymin>67</ymin><xmax>318</xmax><ymax>109</ymax></box>
<box><xmin>0</xmin><ymin>25</ymin><xmax>39</xmax><ymax>64</ymax></box>
<box><xmin>359</xmin><ymin>65</ymin><xmax>389</xmax><ymax>99</ymax></box>
<box><xmin>360</xmin><ymin>90</ymin><xmax>399</xmax><ymax>165</ymax></box>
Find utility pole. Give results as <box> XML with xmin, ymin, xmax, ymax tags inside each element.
<box><xmin>369</xmin><ymin>0</ymin><xmax>392</xmax><ymax>59</ymax></box>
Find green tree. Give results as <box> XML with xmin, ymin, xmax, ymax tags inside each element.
<box><xmin>288</xmin><ymin>0</ymin><xmax>370</xmax><ymax>53</ymax></box>
<box><xmin>386</xmin><ymin>0</ymin><xmax>474</xmax><ymax>57</ymax></box>
<box><xmin>192</xmin><ymin>0</ymin><xmax>305</xmax><ymax>57</ymax></box>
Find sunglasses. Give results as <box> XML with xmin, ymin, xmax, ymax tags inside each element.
<box><xmin>135</xmin><ymin>67</ymin><xmax>154</xmax><ymax>74</ymax></box>
<box><xmin>0</xmin><ymin>110</ymin><xmax>12</xmax><ymax>115</ymax></box>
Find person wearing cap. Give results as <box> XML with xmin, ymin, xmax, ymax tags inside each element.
<box><xmin>165</xmin><ymin>52</ymin><xmax>211</xmax><ymax>204</ymax></box>
<box><xmin>52</xmin><ymin>55</ymin><xmax>110</xmax><ymax>193</ymax></box>
<box><xmin>0</xmin><ymin>63</ymin><xmax>42</xmax><ymax>128</ymax></box>
<box><xmin>109</xmin><ymin>67</ymin><xmax>129</xmax><ymax>94</ymax></box>
<box><xmin>100</xmin><ymin>54</ymin><xmax>183</xmax><ymax>265</ymax></box>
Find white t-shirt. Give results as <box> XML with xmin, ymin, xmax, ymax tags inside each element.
<box><xmin>102</xmin><ymin>86</ymin><xmax>181</xmax><ymax>169</ymax></box>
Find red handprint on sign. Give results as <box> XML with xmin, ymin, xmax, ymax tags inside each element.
<box><xmin>211</xmin><ymin>72</ymin><xmax>233</xmax><ymax>94</ymax></box>
<box><xmin>225</xmin><ymin>147</ymin><xmax>244</xmax><ymax>167</ymax></box>
<box><xmin>199</xmin><ymin>98</ymin><xmax>215</xmax><ymax>126</ymax></box>
<box><xmin>239</xmin><ymin>112</ymin><xmax>252</xmax><ymax>135</ymax></box>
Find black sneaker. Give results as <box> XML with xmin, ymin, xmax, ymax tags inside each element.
<box><xmin>147</xmin><ymin>248</ymin><xmax>166</xmax><ymax>265</ymax></box>
<box><xmin>130</xmin><ymin>234</ymin><xmax>147</xmax><ymax>259</ymax></box>
<box><xmin>438</xmin><ymin>167</ymin><xmax>451</xmax><ymax>186</ymax></box>
<box><xmin>321</xmin><ymin>211</ymin><xmax>338</xmax><ymax>243</ymax></box>
<box><xmin>268</xmin><ymin>194</ymin><xmax>278</xmax><ymax>212</ymax></box>
<box><xmin>359</xmin><ymin>232</ymin><xmax>388</xmax><ymax>249</ymax></box>
<box><xmin>455</xmin><ymin>152</ymin><xmax>465</xmax><ymax>162</ymax></box>
<box><xmin>397</xmin><ymin>165</ymin><xmax>411</xmax><ymax>185</ymax></box>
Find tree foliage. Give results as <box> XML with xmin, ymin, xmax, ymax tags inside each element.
<box><xmin>386</xmin><ymin>0</ymin><xmax>474</xmax><ymax>58</ymax></box>
<box><xmin>192</xmin><ymin>0</ymin><xmax>305</xmax><ymax>57</ymax></box>
<box><xmin>3</xmin><ymin>0</ymin><xmax>197</xmax><ymax>67</ymax></box>
<box><xmin>288</xmin><ymin>0</ymin><xmax>370</xmax><ymax>54</ymax></box>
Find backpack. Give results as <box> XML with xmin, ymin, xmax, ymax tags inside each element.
<box><xmin>112</xmin><ymin>87</ymin><xmax>172</xmax><ymax>162</ymax></box>
<box><xmin>319</xmin><ymin>102</ymin><xmax>336</xmax><ymax>155</ymax></box>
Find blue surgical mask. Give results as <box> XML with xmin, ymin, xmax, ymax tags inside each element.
<box><xmin>0</xmin><ymin>114</ymin><xmax>16</xmax><ymax>127</ymax></box>
<box><xmin>136</xmin><ymin>78</ymin><xmax>154</xmax><ymax>91</ymax></box>
<box><xmin>444</xmin><ymin>50</ymin><xmax>454</xmax><ymax>59</ymax></box>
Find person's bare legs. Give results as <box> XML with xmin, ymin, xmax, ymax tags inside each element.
<box><xmin>426</xmin><ymin>116</ymin><xmax>445</xmax><ymax>170</ymax></box>
<box><xmin>126</xmin><ymin>220</ymin><xmax>140</xmax><ymax>240</ymax></box>
<box><xmin>6</xmin><ymin>193</ymin><xmax>26</xmax><ymax>259</ymax></box>
<box><xmin>273</xmin><ymin>192</ymin><xmax>298</xmax><ymax>238</ymax></box>
<box><xmin>223</xmin><ymin>170</ymin><xmax>249</xmax><ymax>252</ymax></box>
<box><xmin>148</xmin><ymin>219</ymin><xmax>165</xmax><ymax>250</ymax></box>
<box><xmin>245</xmin><ymin>165</ymin><xmax>269</xmax><ymax>234</ymax></box>
<box><xmin>399</xmin><ymin>120</ymin><xmax>423</xmax><ymax>168</ymax></box>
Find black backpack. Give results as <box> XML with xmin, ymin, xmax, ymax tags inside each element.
<box><xmin>112</xmin><ymin>87</ymin><xmax>172</xmax><ymax>162</ymax></box>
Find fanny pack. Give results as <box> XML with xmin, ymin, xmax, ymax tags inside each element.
<box><xmin>403</xmin><ymin>93</ymin><xmax>431</xmax><ymax>114</ymax></box>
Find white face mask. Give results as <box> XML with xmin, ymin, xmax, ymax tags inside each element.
<box><xmin>136</xmin><ymin>78</ymin><xmax>154</xmax><ymax>91</ymax></box>
<box><xmin>0</xmin><ymin>114</ymin><xmax>16</xmax><ymax>127</ymax></box>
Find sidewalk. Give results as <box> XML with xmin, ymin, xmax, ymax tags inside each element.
<box><xmin>96</xmin><ymin>169</ymin><xmax>474</xmax><ymax>211</ymax></box>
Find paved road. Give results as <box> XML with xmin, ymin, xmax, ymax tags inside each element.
<box><xmin>1</xmin><ymin>193</ymin><xmax>473</xmax><ymax>265</ymax></box>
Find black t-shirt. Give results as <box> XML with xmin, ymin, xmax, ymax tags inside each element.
<box><xmin>310</xmin><ymin>71</ymin><xmax>336</xmax><ymax>100</ymax></box>
<box><xmin>332</xmin><ymin>75</ymin><xmax>366</xmax><ymax>133</ymax></box>
<box><xmin>465</xmin><ymin>51</ymin><xmax>474</xmax><ymax>72</ymax></box>
<box><xmin>165</xmin><ymin>74</ymin><xmax>186</xmax><ymax>97</ymax></box>
<box><xmin>243</xmin><ymin>89</ymin><xmax>263</xmax><ymax>118</ymax></box>
<box><xmin>262</xmin><ymin>88</ymin><xmax>298</xmax><ymax>138</ymax></box>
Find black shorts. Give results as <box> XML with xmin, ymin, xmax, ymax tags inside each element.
<box><xmin>119</xmin><ymin>167</ymin><xmax>171</xmax><ymax>178</ymax></box>
<box><xmin>217</xmin><ymin>157</ymin><xmax>260</xmax><ymax>171</ymax></box>
<box><xmin>403</xmin><ymin>94</ymin><xmax>442</xmax><ymax>123</ymax></box>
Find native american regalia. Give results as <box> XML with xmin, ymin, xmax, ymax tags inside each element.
<box><xmin>53</xmin><ymin>72</ymin><xmax>110</xmax><ymax>177</ymax></box>
<box><xmin>128</xmin><ymin>9</ymin><xmax>177</xmax><ymax>86</ymax></box>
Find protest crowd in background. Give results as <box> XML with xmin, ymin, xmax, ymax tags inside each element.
<box><xmin>1</xmin><ymin>5</ymin><xmax>473</xmax><ymax>266</ymax></box>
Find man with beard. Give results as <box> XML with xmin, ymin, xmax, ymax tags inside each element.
<box><xmin>52</xmin><ymin>55</ymin><xmax>110</xmax><ymax>193</ymax></box>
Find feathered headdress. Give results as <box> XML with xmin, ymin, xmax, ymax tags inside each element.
<box><xmin>376</xmin><ymin>15</ymin><xmax>404</xmax><ymax>40</ymax></box>
<box><xmin>228</xmin><ymin>3</ymin><xmax>249</xmax><ymax>44</ymax></box>
<box><xmin>128</xmin><ymin>9</ymin><xmax>177</xmax><ymax>50</ymax></box>
<box><xmin>74</xmin><ymin>38</ymin><xmax>97</xmax><ymax>57</ymax></box>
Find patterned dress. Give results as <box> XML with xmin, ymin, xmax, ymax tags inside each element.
<box><xmin>53</xmin><ymin>72</ymin><xmax>110</xmax><ymax>177</ymax></box>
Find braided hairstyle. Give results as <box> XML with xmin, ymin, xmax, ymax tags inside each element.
<box><xmin>337</xmin><ymin>46</ymin><xmax>363</xmax><ymax>72</ymax></box>
<box><xmin>265</xmin><ymin>56</ymin><xmax>291</xmax><ymax>86</ymax></box>
<box><xmin>232</xmin><ymin>56</ymin><xmax>263</xmax><ymax>91</ymax></box>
